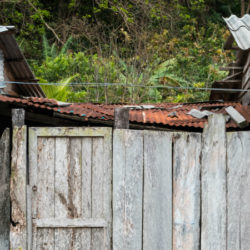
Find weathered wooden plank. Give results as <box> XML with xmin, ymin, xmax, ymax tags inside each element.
<box><xmin>54</xmin><ymin>137</ymin><xmax>72</xmax><ymax>249</ymax></box>
<box><xmin>225</xmin><ymin>106</ymin><xmax>249</xmax><ymax>129</ymax></box>
<box><xmin>0</xmin><ymin>129</ymin><xmax>10</xmax><ymax>250</ymax></box>
<box><xmin>10</xmin><ymin>126</ymin><xmax>27</xmax><ymax>250</ymax></box>
<box><xmin>220</xmin><ymin>66</ymin><xmax>243</xmax><ymax>71</ymax></box>
<box><xmin>69</xmin><ymin>138</ymin><xmax>88</xmax><ymax>249</ymax></box>
<box><xmin>113</xmin><ymin>130</ymin><xmax>143</xmax><ymax>250</ymax></box>
<box><xmin>34</xmin><ymin>218</ymin><xmax>108</xmax><ymax>227</ymax></box>
<box><xmin>81</xmin><ymin>138</ymin><xmax>92</xmax><ymax>250</ymax></box>
<box><xmin>36</xmin><ymin>137</ymin><xmax>55</xmax><ymax>250</ymax></box>
<box><xmin>114</xmin><ymin>108</ymin><xmax>129</xmax><ymax>129</ymax></box>
<box><xmin>227</xmin><ymin>131</ymin><xmax>250</xmax><ymax>249</ymax></box>
<box><xmin>27</xmin><ymin>185</ymin><xmax>32</xmax><ymax>250</ymax></box>
<box><xmin>244</xmin><ymin>50</ymin><xmax>250</xmax><ymax>74</ymax></box>
<box><xmin>143</xmin><ymin>131</ymin><xmax>172</xmax><ymax>249</ymax></box>
<box><xmin>103</xmin><ymin>129</ymin><xmax>112</xmax><ymax>250</ymax></box>
<box><xmin>92</xmin><ymin>137</ymin><xmax>105</xmax><ymax>250</ymax></box>
<box><xmin>201</xmin><ymin>114</ymin><xmax>227</xmax><ymax>250</ymax></box>
<box><xmin>173</xmin><ymin>133</ymin><xmax>201</xmax><ymax>250</ymax></box>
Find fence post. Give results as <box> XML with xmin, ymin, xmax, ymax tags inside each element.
<box><xmin>10</xmin><ymin>109</ymin><xmax>27</xmax><ymax>250</ymax></box>
<box><xmin>114</xmin><ymin>108</ymin><xmax>129</xmax><ymax>129</ymax></box>
<box><xmin>0</xmin><ymin>129</ymin><xmax>10</xmax><ymax>250</ymax></box>
<box><xmin>201</xmin><ymin>114</ymin><xmax>227</xmax><ymax>250</ymax></box>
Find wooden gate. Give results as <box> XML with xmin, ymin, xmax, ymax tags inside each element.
<box><xmin>28</xmin><ymin>127</ymin><xmax>112</xmax><ymax>250</ymax></box>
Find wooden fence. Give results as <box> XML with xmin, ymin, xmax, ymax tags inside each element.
<box><xmin>0</xmin><ymin>114</ymin><xmax>250</xmax><ymax>249</ymax></box>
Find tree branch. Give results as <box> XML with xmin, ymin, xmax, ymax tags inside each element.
<box><xmin>27</xmin><ymin>0</ymin><xmax>65</xmax><ymax>45</ymax></box>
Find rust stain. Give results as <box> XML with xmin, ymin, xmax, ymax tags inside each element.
<box><xmin>0</xmin><ymin>95</ymin><xmax>244</xmax><ymax>128</ymax></box>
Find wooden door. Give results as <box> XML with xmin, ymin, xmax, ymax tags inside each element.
<box><xmin>28</xmin><ymin>127</ymin><xmax>112</xmax><ymax>250</ymax></box>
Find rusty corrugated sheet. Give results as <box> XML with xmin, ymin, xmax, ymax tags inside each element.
<box><xmin>0</xmin><ymin>27</ymin><xmax>46</xmax><ymax>98</ymax></box>
<box><xmin>0</xmin><ymin>95</ymin><xmax>246</xmax><ymax>128</ymax></box>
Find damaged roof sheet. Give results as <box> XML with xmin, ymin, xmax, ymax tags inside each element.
<box><xmin>0</xmin><ymin>95</ymin><xmax>246</xmax><ymax>129</ymax></box>
<box><xmin>223</xmin><ymin>14</ymin><xmax>250</xmax><ymax>50</ymax></box>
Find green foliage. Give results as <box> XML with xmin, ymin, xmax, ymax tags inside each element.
<box><xmin>1</xmin><ymin>0</ymin><xmax>238</xmax><ymax>103</ymax></box>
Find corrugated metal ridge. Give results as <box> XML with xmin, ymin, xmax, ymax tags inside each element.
<box><xmin>224</xmin><ymin>14</ymin><xmax>250</xmax><ymax>50</ymax></box>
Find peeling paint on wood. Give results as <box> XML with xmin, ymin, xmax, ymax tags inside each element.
<box><xmin>113</xmin><ymin>130</ymin><xmax>143</xmax><ymax>250</ymax></box>
<box><xmin>173</xmin><ymin>133</ymin><xmax>201</xmax><ymax>250</ymax></box>
<box><xmin>10</xmin><ymin>126</ymin><xmax>27</xmax><ymax>250</ymax></box>
<box><xmin>227</xmin><ymin>131</ymin><xmax>250</xmax><ymax>249</ymax></box>
<box><xmin>0</xmin><ymin>128</ymin><xmax>10</xmax><ymax>250</ymax></box>
<box><xmin>143</xmin><ymin>131</ymin><xmax>172</xmax><ymax>249</ymax></box>
<box><xmin>201</xmin><ymin>114</ymin><xmax>227</xmax><ymax>250</ymax></box>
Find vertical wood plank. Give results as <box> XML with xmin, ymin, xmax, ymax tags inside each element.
<box><xmin>143</xmin><ymin>131</ymin><xmax>172</xmax><ymax>250</ymax></box>
<box><xmin>92</xmin><ymin>137</ymin><xmax>105</xmax><ymax>250</ymax></box>
<box><xmin>29</xmin><ymin>128</ymin><xmax>38</xmax><ymax>250</ymax></box>
<box><xmin>113</xmin><ymin>130</ymin><xmax>143</xmax><ymax>250</ymax></box>
<box><xmin>36</xmin><ymin>137</ymin><xmax>55</xmax><ymax>250</ymax></box>
<box><xmin>55</xmin><ymin>137</ymin><xmax>83</xmax><ymax>250</ymax></box>
<box><xmin>173</xmin><ymin>133</ymin><xmax>201</xmax><ymax>250</ymax></box>
<box><xmin>103</xmin><ymin>129</ymin><xmax>112</xmax><ymax>250</ymax></box>
<box><xmin>202</xmin><ymin>114</ymin><xmax>227</xmax><ymax>250</ymax></box>
<box><xmin>10</xmin><ymin>126</ymin><xmax>27</xmax><ymax>250</ymax></box>
<box><xmin>0</xmin><ymin>128</ymin><xmax>10</xmax><ymax>250</ymax></box>
<box><xmin>81</xmin><ymin>137</ymin><xmax>92</xmax><ymax>250</ymax></box>
<box><xmin>227</xmin><ymin>131</ymin><xmax>250</xmax><ymax>249</ymax></box>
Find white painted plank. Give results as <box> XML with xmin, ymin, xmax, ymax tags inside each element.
<box><xmin>92</xmin><ymin>137</ymin><xmax>105</xmax><ymax>250</ymax></box>
<box><xmin>81</xmin><ymin>137</ymin><xmax>92</xmax><ymax>250</ymax></box>
<box><xmin>10</xmin><ymin>126</ymin><xmax>27</xmax><ymax>250</ymax></box>
<box><xmin>225</xmin><ymin>106</ymin><xmax>248</xmax><ymax>129</ymax></box>
<box><xmin>173</xmin><ymin>133</ymin><xmax>201</xmax><ymax>250</ymax></box>
<box><xmin>113</xmin><ymin>130</ymin><xmax>143</xmax><ymax>250</ymax></box>
<box><xmin>201</xmin><ymin>114</ymin><xmax>227</xmax><ymax>250</ymax></box>
<box><xmin>227</xmin><ymin>131</ymin><xmax>250</xmax><ymax>249</ymax></box>
<box><xmin>0</xmin><ymin>129</ymin><xmax>10</xmax><ymax>250</ymax></box>
<box><xmin>143</xmin><ymin>131</ymin><xmax>172</xmax><ymax>250</ymax></box>
<box><xmin>34</xmin><ymin>218</ymin><xmax>108</xmax><ymax>227</ymax></box>
<box><xmin>36</xmin><ymin>137</ymin><xmax>55</xmax><ymax>250</ymax></box>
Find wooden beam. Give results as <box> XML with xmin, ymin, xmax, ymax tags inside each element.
<box><xmin>220</xmin><ymin>71</ymin><xmax>242</xmax><ymax>81</ymax></box>
<box><xmin>10</xmin><ymin>126</ymin><xmax>27</xmax><ymax>250</ymax></box>
<box><xmin>224</xmin><ymin>46</ymin><xmax>241</xmax><ymax>50</ymax></box>
<box><xmin>216</xmin><ymin>80</ymin><xmax>242</xmax><ymax>84</ymax></box>
<box><xmin>219</xmin><ymin>67</ymin><xmax>243</xmax><ymax>71</ymax></box>
<box><xmin>34</xmin><ymin>218</ymin><xmax>108</xmax><ymax>228</ymax></box>
<box><xmin>225</xmin><ymin>106</ymin><xmax>249</xmax><ymax>129</ymax></box>
<box><xmin>114</xmin><ymin>108</ymin><xmax>129</xmax><ymax>129</ymax></box>
<box><xmin>12</xmin><ymin>109</ymin><xmax>25</xmax><ymax>127</ymax></box>
<box><xmin>224</xmin><ymin>33</ymin><xmax>234</xmax><ymax>49</ymax></box>
<box><xmin>213</xmin><ymin>90</ymin><xmax>240</xmax><ymax>94</ymax></box>
<box><xmin>6</xmin><ymin>58</ymin><xmax>23</xmax><ymax>62</ymax></box>
<box><xmin>0</xmin><ymin>129</ymin><xmax>10</xmax><ymax>250</ymax></box>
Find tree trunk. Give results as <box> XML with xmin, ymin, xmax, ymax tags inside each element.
<box><xmin>241</xmin><ymin>0</ymin><xmax>245</xmax><ymax>17</ymax></box>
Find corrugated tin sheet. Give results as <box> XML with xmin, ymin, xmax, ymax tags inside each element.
<box><xmin>0</xmin><ymin>26</ymin><xmax>45</xmax><ymax>98</ymax></box>
<box><xmin>0</xmin><ymin>95</ymin><xmax>247</xmax><ymax>129</ymax></box>
<box><xmin>223</xmin><ymin>14</ymin><xmax>250</xmax><ymax>50</ymax></box>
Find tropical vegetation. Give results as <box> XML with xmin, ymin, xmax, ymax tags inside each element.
<box><xmin>0</xmin><ymin>0</ymin><xmax>242</xmax><ymax>103</ymax></box>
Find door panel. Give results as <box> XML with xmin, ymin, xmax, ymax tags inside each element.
<box><xmin>28</xmin><ymin>127</ymin><xmax>112</xmax><ymax>250</ymax></box>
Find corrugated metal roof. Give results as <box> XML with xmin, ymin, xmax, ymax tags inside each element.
<box><xmin>0</xmin><ymin>26</ymin><xmax>46</xmax><ymax>98</ymax></box>
<box><xmin>0</xmin><ymin>95</ymin><xmax>246</xmax><ymax>129</ymax></box>
<box><xmin>223</xmin><ymin>14</ymin><xmax>250</xmax><ymax>50</ymax></box>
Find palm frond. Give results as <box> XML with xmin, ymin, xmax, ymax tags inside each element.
<box><xmin>50</xmin><ymin>43</ymin><xmax>57</xmax><ymax>58</ymax></box>
<box><xmin>59</xmin><ymin>36</ymin><xmax>73</xmax><ymax>56</ymax></box>
<box><xmin>42</xmin><ymin>35</ymin><xmax>51</xmax><ymax>61</ymax></box>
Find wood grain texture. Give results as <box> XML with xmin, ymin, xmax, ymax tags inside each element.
<box><xmin>0</xmin><ymin>129</ymin><xmax>10</xmax><ymax>250</ymax></box>
<box><xmin>201</xmin><ymin>114</ymin><xmax>227</xmax><ymax>250</ymax></box>
<box><xmin>10</xmin><ymin>126</ymin><xmax>27</xmax><ymax>250</ymax></box>
<box><xmin>36</xmin><ymin>137</ymin><xmax>55</xmax><ymax>250</ymax></box>
<box><xmin>173</xmin><ymin>133</ymin><xmax>201</xmax><ymax>250</ymax></box>
<box><xmin>227</xmin><ymin>131</ymin><xmax>250</xmax><ymax>250</ymax></box>
<box><xmin>92</xmin><ymin>137</ymin><xmax>105</xmax><ymax>250</ymax></box>
<box><xmin>143</xmin><ymin>131</ymin><xmax>172</xmax><ymax>250</ymax></box>
<box><xmin>81</xmin><ymin>138</ymin><xmax>92</xmax><ymax>250</ymax></box>
<box><xmin>113</xmin><ymin>130</ymin><xmax>143</xmax><ymax>250</ymax></box>
<box><xmin>12</xmin><ymin>109</ymin><xmax>25</xmax><ymax>127</ymax></box>
<box><xmin>34</xmin><ymin>218</ymin><xmax>108</xmax><ymax>227</ymax></box>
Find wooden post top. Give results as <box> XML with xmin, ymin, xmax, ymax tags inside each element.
<box><xmin>114</xmin><ymin>108</ymin><xmax>129</xmax><ymax>129</ymax></box>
